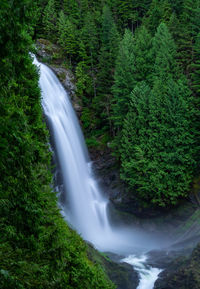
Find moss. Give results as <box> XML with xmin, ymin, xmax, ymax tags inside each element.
<box><xmin>87</xmin><ymin>244</ymin><xmax>139</xmax><ymax>289</ymax></box>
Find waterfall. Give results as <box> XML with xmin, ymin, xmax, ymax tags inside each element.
<box><xmin>33</xmin><ymin>56</ymin><xmax>162</xmax><ymax>288</ymax></box>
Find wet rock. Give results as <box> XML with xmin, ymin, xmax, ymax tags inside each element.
<box><xmin>49</xmin><ymin>66</ymin><xmax>76</xmax><ymax>97</ymax></box>
<box><xmin>154</xmin><ymin>243</ymin><xmax>200</xmax><ymax>289</ymax></box>
<box><xmin>36</xmin><ymin>39</ymin><xmax>82</xmax><ymax>115</ymax></box>
<box><xmin>36</xmin><ymin>38</ymin><xmax>61</xmax><ymax>62</ymax></box>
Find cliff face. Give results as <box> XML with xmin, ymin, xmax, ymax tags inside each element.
<box><xmin>36</xmin><ymin>39</ymin><xmax>82</xmax><ymax>116</ymax></box>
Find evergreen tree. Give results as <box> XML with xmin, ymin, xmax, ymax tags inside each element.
<box><xmin>120</xmin><ymin>23</ymin><xmax>195</xmax><ymax>207</ymax></box>
<box><xmin>94</xmin><ymin>5</ymin><xmax>120</xmax><ymax>132</ymax></box>
<box><xmin>111</xmin><ymin>26</ymin><xmax>152</xmax><ymax>134</ymax></box>
<box><xmin>81</xmin><ymin>11</ymin><xmax>99</xmax><ymax>97</ymax></box>
<box><xmin>190</xmin><ymin>33</ymin><xmax>200</xmax><ymax>95</ymax></box>
<box><xmin>143</xmin><ymin>0</ymin><xmax>163</xmax><ymax>34</ymax></box>
<box><xmin>152</xmin><ymin>22</ymin><xmax>179</xmax><ymax>79</ymax></box>
<box><xmin>111</xmin><ymin>29</ymin><xmax>136</xmax><ymax>131</ymax></box>
<box><xmin>112</xmin><ymin>0</ymin><xmax>151</xmax><ymax>31</ymax></box>
<box><xmin>168</xmin><ymin>0</ymin><xmax>184</xmax><ymax>15</ymax></box>
<box><xmin>120</xmin><ymin>78</ymin><xmax>194</xmax><ymax>207</ymax></box>
<box><xmin>133</xmin><ymin>26</ymin><xmax>153</xmax><ymax>83</ymax></box>
<box><xmin>57</xmin><ymin>11</ymin><xmax>78</xmax><ymax>62</ymax></box>
<box><xmin>176</xmin><ymin>0</ymin><xmax>200</xmax><ymax>71</ymax></box>
<box><xmin>63</xmin><ymin>0</ymin><xmax>80</xmax><ymax>24</ymax></box>
<box><xmin>168</xmin><ymin>12</ymin><xmax>182</xmax><ymax>43</ymax></box>
<box><xmin>42</xmin><ymin>0</ymin><xmax>57</xmax><ymax>39</ymax></box>
<box><xmin>144</xmin><ymin>0</ymin><xmax>173</xmax><ymax>34</ymax></box>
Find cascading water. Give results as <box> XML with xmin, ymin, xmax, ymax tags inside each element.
<box><xmin>33</xmin><ymin>56</ymin><xmax>162</xmax><ymax>289</ymax></box>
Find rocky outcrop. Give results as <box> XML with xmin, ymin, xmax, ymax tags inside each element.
<box><xmin>36</xmin><ymin>39</ymin><xmax>82</xmax><ymax>115</ymax></box>
<box><xmin>154</xmin><ymin>243</ymin><xmax>200</xmax><ymax>289</ymax></box>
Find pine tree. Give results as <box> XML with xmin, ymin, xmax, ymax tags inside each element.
<box><xmin>63</xmin><ymin>0</ymin><xmax>80</xmax><ymax>24</ymax></box>
<box><xmin>120</xmin><ymin>78</ymin><xmax>194</xmax><ymax>207</ymax></box>
<box><xmin>152</xmin><ymin>22</ymin><xmax>179</xmax><ymax>80</ymax></box>
<box><xmin>120</xmin><ymin>23</ymin><xmax>195</xmax><ymax>207</ymax></box>
<box><xmin>133</xmin><ymin>26</ymin><xmax>153</xmax><ymax>83</ymax></box>
<box><xmin>111</xmin><ymin>29</ymin><xmax>136</xmax><ymax>131</ymax></box>
<box><xmin>112</xmin><ymin>0</ymin><xmax>151</xmax><ymax>31</ymax></box>
<box><xmin>176</xmin><ymin>0</ymin><xmax>200</xmax><ymax>71</ymax></box>
<box><xmin>143</xmin><ymin>0</ymin><xmax>163</xmax><ymax>34</ymax></box>
<box><xmin>168</xmin><ymin>0</ymin><xmax>184</xmax><ymax>15</ymax></box>
<box><xmin>57</xmin><ymin>11</ymin><xmax>78</xmax><ymax>63</ymax></box>
<box><xmin>81</xmin><ymin>11</ymin><xmax>99</xmax><ymax>97</ymax></box>
<box><xmin>144</xmin><ymin>0</ymin><xmax>173</xmax><ymax>34</ymax></box>
<box><xmin>111</xmin><ymin>26</ymin><xmax>152</xmax><ymax>134</ymax></box>
<box><xmin>190</xmin><ymin>33</ymin><xmax>200</xmax><ymax>95</ymax></box>
<box><xmin>42</xmin><ymin>0</ymin><xmax>57</xmax><ymax>39</ymax></box>
<box><xmin>93</xmin><ymin>5</ymin><xmax>120</xmax><ymax>132</ymax></box>
<box><xmin>168</xmin><ymin>12</ymin><xmax>182</xmax><ymax>42</ymax></box>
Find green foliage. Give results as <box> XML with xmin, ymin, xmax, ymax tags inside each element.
<box><xmin>111</xmin><ymin>29</ymin><xmax>136</xmax><ymax>131</ymax></box>
<box><xmin>43</xmin><ymin>0</ymin><xmax>57</xmax><ymax>39</ymax></box>
<box><xmin>152</xmin><ymin>22</ymin><xmax>178</xmax><ymax>79</ymax></box>
<box><xmin>111</xmin><ymin>25</ymin><xmax>152</xmax><ymax>148</ymax></box>
<box><xmin>94</xmin><ymin>5</ymin><xmax>120</xmax><ymax>132</ymax></box>
<box><xmin>63</xmin><ymin>0</ymin><xmax>80</xmax><ymax>24</ymax></box>
<box><xmin>0</xmin><ymin>1</ymin><xmax>115</xmax><ymax>288</ymax></box>
<box><xmin>111</xmin><ymin>0</ymin><xmax>151</xmax><ymax>31</ymax></box>
<box><xmin>75</xmin><ymin>61</ymin><xmax>93</xmax><ymax>98</ymax></box>
<box><xmin>57</xmin><ymin>11</ymin><xmax>78</xmax><ymax>61</ymax></box>
<box><xmin>81</xmin><ymin>11</ymin><xmax>99</xmax><ymax>65</ymax></box>
<box><xmin>120</xmin><ymin>24</ymin><xmax>196</xmax><ymax>207</ymax></box>
<box><xmin>120</xmin><ymin>79</ymin><xmax>194</xmax><ymax>207</ymax></box>
<box><xmin>190</xmin><ymin>33</ymin><xmax>200</xmax><ymax>95</ymax></box>
<box><xmin>36</xmin><ymin>0</ymin><xmax>200</xmax><ymax>209</ymax></box>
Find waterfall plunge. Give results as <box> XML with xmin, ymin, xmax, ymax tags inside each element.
<box><xmin>33</xmin><ymin>56</ymin><xmax>163</xmax><ymax>288</ymax></box>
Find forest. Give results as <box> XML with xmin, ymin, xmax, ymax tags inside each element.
<box><xmin>0</xmin><ymin>0</ymin><xmax>200</xmax><ymax>288</ymax></box>
<box><xmin>36</xmin><ymin>0</ymin><xmax>200</xmax><ymax>208</ymax></box>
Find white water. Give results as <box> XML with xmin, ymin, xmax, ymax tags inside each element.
<box><xmin>33</xmin><ymin>56</ymin><xmax>162</xmax><ymax>288</ymax></box>
<box><xmin>122</xmin><ymin>255</ymin><xmax>162</xmax><ymax>289</ymax></box>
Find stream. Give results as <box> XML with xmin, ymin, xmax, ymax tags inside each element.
<box><xmin>33</xmin><ymin>56</ymin><xmax>163</xmax><ymax>289</ymax></box>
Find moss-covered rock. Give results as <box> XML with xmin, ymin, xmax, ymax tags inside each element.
<box><xmin>87</xmin><ymin>245</ymin><xmax>139</xmax><ymax>289</ymax></box>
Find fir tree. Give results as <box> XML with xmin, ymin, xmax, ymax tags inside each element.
<box><xmin>120</xmin><ymin>23</ymin><xmax>195</xmax><ymax>207</ymax></box>
<box><xmin>94</xmin><ymin>5</ymin><xmax>120</xmax><ymax>132</ymax></box>
<box><xmin>190</xmin><ymin>33</ymin><xmax>200</xmax><ymax>95</ymax></box>
<box><xmin>42</xmin><ymin>0</ymin><xmax>57</xmax><ymax>39</ymax></box>
<box><xmin>57</xmin><ymin>11</ymin><xmax>78</xmax><ymax>63</ymax></box>
<box><xmin>111</xmin><ymin>26</ymin><xmax>152</xmax><ymax>134</ymax></box>
<box><xmin>111</xmin><ymin>29</ymin><xmax>136</xmax><ymax>131</ymax></box>
<box><xmin>152</xmin><ymin>22</ymin><xmax>179</xmax><ymax>80</ymax></box>
<box><xmin>176</xmin><ymin>0</ymin><xmax>200</xmax><ymax>71</ymax></box>
<box><xmin>120</xmin><ymin>79</ymin><xmax>194</xmax><ymax>207</ymax></box>
<box><xmin>63</xmin><ymin>0</ymin><xmax>80</xmax><ymax>24</ymax></box>
<box><xmin>81</xmin><ymin>11</ymin><xmax>99</xmax><ymax>97</ymax></box>
<box><xmin>112</xmin><ymin>0</ymin><xmax>151</xmax><ymax>31</ymax></box>
<box><xmin>144</xmin><ymin>0</ymin><xmax>173</xmax><ymax>34</ymax></box>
